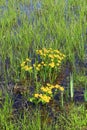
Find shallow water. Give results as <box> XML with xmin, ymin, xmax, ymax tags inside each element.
<box><xmin>0</xmin><ymin>0</ymin><xmax>41</xmax><ymax>20</ymax></box>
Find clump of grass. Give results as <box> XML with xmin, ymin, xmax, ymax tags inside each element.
<box><xmin>21</xmin><ymin>48</ymin><xmax>66</xmax><ymax>84</ymax></box>
<box><xmin>55</xmin><ymin>103</ymin><xmax>87</xmax><ymax>130</ymax></box>
<box><xmin>0</xmin><ymin>0</ymin><xmax>6</xmax><ymax>6</ymax></box>
<box><xmin>0</xmin><ymin>92</ymin><xmax>14</xmax><ymax>130</ymax></box>
<box><xmin>0</xmin><ymin>90</ymin><xmax>61</xmax><ymax>130</ymax></box>
<box><xmin>0</xmin><ymin>0</ymin><xmax>86</xmax><ymax>84</ymax></box>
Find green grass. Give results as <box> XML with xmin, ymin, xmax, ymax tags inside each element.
<box><xmin>0</xmin><ymin>0</ymin><xmax>86</xmax><ymax>80</ymax></box>
<box><xmin>0</xmin><ymin>93</ymin><xmax>87</xmax><ymax>130</ymax></box>
<box><xmin>56</xmin><ymin>103</ymin><xmax>87</xmax><ymax>130</ymax></box>
<box><xmin>0</xmin><ymin>0</ymin><xmax>87</xmax><ymax>129</ymax></box>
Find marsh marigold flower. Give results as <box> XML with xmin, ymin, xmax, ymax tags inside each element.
<box><xmin>38</xmin><ymin>64</ymin><xmax>41</xmax><ymax>67</ymax></box>
<box><xmin>59</xmin><ymin>87</ymin><xmax>64</xmax><ymax>91</ymax></box>
<box><xmin>36</xmin><ymin>67</ymin><xmax>40</xmax><ymax>71</ymax></box>
<box><xmin>41</xmin><ymin>86</ymin><xmax>52</xmax><ymax>94</ymax></box>
<box><xmin>26</xmin><ymin>58</ymin><xmax>31</xmax><ymax>62</ymax></box>
<box><xmin>21</xmin><ymin>61</ymin><xmax>26</xmax><ymax>67</ymax></box>
<box><xmin>55</xmin><ymin>84</ymin><xmax>60</xmax><ymax>89</ymax></box>
<box><xmin>43</xmin><ymin>48</ymin><xmax>48</xmax><ymax>53</ymax></box>
<box><xmin>39</xmin><ymin>94</ymin><xmax>51</xmax><ymax>103</ymax></box>
<box><xmin>49</xmin><ymin>54</ymin><xmax>54</xmax><ymax>59</ymax></box>
<box><xmin>49</xmin><ymin>62</ymin><xmax>55</xmax><ymax>68</ymax></box>
<box><xmin>24</xmin><ymin>65</ymin><xmax>29</xmax><ymax>71</ymax></box>
<box><xmin>34</xmin><ymin>93</ymin><xmax>39</xmax><ymax>98</ymax></box>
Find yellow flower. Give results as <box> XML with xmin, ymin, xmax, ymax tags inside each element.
<box><xmin>43</xmin><ymin>53</ymin><xmax>46</xmax><ymax>57</ymax></box>
<box><xmin>38</xmin><ymin>64</ymin><xmax>41</xmax><ymax>67</ymax></box>
<box><xmin>39</xmin><ymin>94</ymin><xmax>51</xmax><ymax>103</ymax></box>
<box><xmin>41</xmin><ymin>86</ymin><xmax>45</xmax><ymax>91</ymax></box>
<box><xmin>47</xmin><ymin>90</ymin><xmax>52</xmax><ymax>94</ymax></box>
<box><xmin>63</xmin><ymin>54</ymin><xmax>66</xmax><ymax>58</ymax></box>
<box><xmin>55</xmin><ymin>84</ymin><xmax>60</xmax><ymax>89</ymax></box>
<box><xmin>26</xmin><ymin>58</ymin><xmax>31</xmax><ymax>62</ymax></box>
<box><xmin>54</xmin><ymin>50</ymin><xmax>60</xmax><ymax>54</ymax></box>
<box><xmin>54</xmin><ymin>54</ymin><xmax>59</xmax><ymax>58</ymax></box>
<box><xmin>58</xmin><ymin>60</ymin><xmax>61</xmax><ymax>63</ymax></box>
<box><xmin>33</xmin><ymin>64</ymin><xmax>36</xmax><ymax>67</ymax></box>
<box><xmin>28</xmin><ymin>66</ymin><xmax>32</xmax><ymax>71</ymax></box>
<box><xmin>38</xmin><ymin>50</ymin><xmax>43</xmax><ymax>55</ymax></box>
<box><xmin>60</xmin><ymin>54</ymin><xmax>65</xmax><ymax>58</ymax></box>
<box><xmin>50</xmin><ymin>85</ymin><xmax>54</xmax><ymax>89</ymax></box>
<box><xmin>47</xmin><ymin>83</ymin><xmax>51</xmax><ymax>86</ymax></box>
<box><xmin>23</xmin><ymin>65</ymin><xmax>29</xmax><ymax>71</ymax></box>
<box><xmin>49</xmin><ymin>62</ymin><xmax>55</xmax><ymax>68</ymax></box>
<box><xmin>36</xmin><ymin>67</ymin><xmax>40</xmax><ymax>71</ymax></box>
<box><xmin>39</xmin><ymin>94</ymin><xmax>43</xmax><ymax>97</ymax></box>
<box><xmin>43</xmin><ymin>63</ymin><xmax>47</xmax><ymax>66</ymax></box>
<box><xmin>41</xmin><ymin>86</ymin><xmax>52</xmax><ymax>94</ymax></box>
<box><xmin>48</xmin><ymin>54</ymin><xmax>54</xmax><ymax>59</ymax></box>
<box><xmin>46</xmin><ymin>83</ymin><xmax>54</xmax><ymax>89</ymax></box>
<box><xmin>21</xmin><ymin>61</ymin><xmax>26</xmax><ymax>67</ymax></box>
<box><xmin>23</xmin><ymin>66</ymin><xmax>32</xmax><ymax>71</ymax></box>
<box><xmin>59</xmin><ymin>87</ymin><xmax>64</xmax><ymax>91</ymax></box>
<box><xmin>41</xmin><ymin>61</ymin><xmax>44</xmax><ymax>64</ymax></box>
<box><xmin>56</xmin><ymin>55</ymin><xmax>62</xmax><ymax>60</ymax></box>
<box><xmin>56</xmin><ymin>63</ymin><xmax>60</xmax><ymax>66</ymax></box>
<box><xmin>43</xmin><ymin>48</ymin><xmax>48</xmax><ymax>53</ymax></box>
<box><xmin>34</xmin><ymin>93</ymin><xmax>39</xmax><ymax>98</ymax></box>
<box><xmin>34</xmin><ymin>64</ymin><xmax>41</xmax><ymax>71</ymax></box>
<box><xmin>36</xmin><ymin>50</ymin><xmax>43</xmax><ymax>55</ymax></box>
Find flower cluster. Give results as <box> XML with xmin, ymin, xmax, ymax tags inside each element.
<box><xmin>21</xmin><ymin>48</ymin><xmax>66</xmax><ymax>83</ymax></box>
<box><xmin>34</xmin><ymin>83</ymin><xmax>64</xmax><ymax>104</ymax></box>
<box><xmin>34</xmin><ymin>93</ymin><xmax>51</xmax><ymax>103</ymax></box>
<box><xmin>21</xmin><ymin>48</ymin><xmax>65</xmax><ymax>71</ymax></box>
<box><xmin>36</xmin><ymin>48</ymin><xmax>65</xmax><ymax>68</ymax></box>
<box><xmin>21</xmin><ymin>58</ymin><xmax>32</xmax><ymax>72</ymax></box>
<box><xmin>20</xmin><ymin>49</ymin><xmax>65</xmax><ymax>105</ymax></box>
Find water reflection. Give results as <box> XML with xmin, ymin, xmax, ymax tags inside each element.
<box><xmin>0</xmin><ymin>0</ymin><xmax>41</xmax><ymax>21</ymax></box>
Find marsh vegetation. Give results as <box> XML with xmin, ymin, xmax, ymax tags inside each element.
<box><xmin>0</xmin><ymin>0</ymin><xmax>87</xmax><ymax>129</ymax></box>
